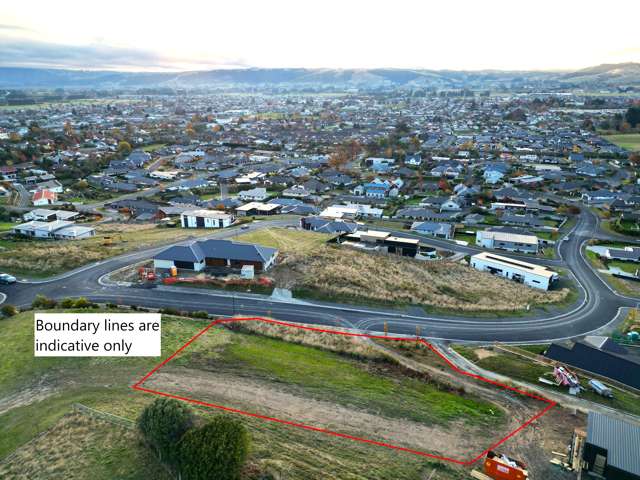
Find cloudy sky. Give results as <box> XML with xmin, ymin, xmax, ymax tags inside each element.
<box><xmin>1</xmin><ymin>0</ymin><xmax>639</xmax><ymax>72</ymax></box>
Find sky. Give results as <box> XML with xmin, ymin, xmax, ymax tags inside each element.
<box><xmin>1</xmin><ymin>0</ymin><xmax>639</xmax><ymax>72</ymax></box>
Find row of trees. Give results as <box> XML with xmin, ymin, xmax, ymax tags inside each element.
<box><xmin>138</xmin><ymin>398</ymin><xmax>250</xmax><ymax>480</ymax></box>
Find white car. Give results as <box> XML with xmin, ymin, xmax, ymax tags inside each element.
<box><xmin>0</xmin><ymin>273</ymin><xmax>17</xmax><ymax>284</ymax></box>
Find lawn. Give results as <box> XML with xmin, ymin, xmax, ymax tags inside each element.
<box><xmin>0</xmin><ymin>223</ymin><xmax>212</xmax><ymax>278</ymax></box>
<box><xmin>0</xmin><ymin>310</ymin><xmax>464</xmax><ymax>479</ymax></box>
<box><xmin>602</xmin><ymin>134</ymin><xmax>640</xmax><ymax>152</ymax></box>
<box><xmin>234</xmin><ymin>228</ymin><xmax>570</xmax><ymax>313</ymax></box>
<box><xmin>141</xmin><ymin>143</ymin><xmax>166</xmax><ymax>152</ymax></box>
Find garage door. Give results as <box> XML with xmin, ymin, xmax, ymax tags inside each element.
<box><xmin>174</xmin><ymin>261</ymin><xmax>195</xmax><ymax>270</ymax></box>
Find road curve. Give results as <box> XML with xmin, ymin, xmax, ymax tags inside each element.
<box><xmin>0</xmin><ymin>208</ymin><xmax>636</xmax><ymax>343</ymax></box>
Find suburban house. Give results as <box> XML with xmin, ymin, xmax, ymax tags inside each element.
<box><xmin>300</xmin><ymin>216</ymin><xmax>359</xmax><ymax>234</ymax></box>
<box><xmin>181</xmin><ymin>209</ymin><xmax>235</xmax><ymax>229</ymax></box>
<box><xmin>12</xmin><ymin>220</ymin><xmax>95</xmax><ymax>239</ymax></box>
<box><xmin>153</xmin><ymin>239</ymin><xmax>279</xmax><ymax>273</ymax></box>
<box><xmin>604</xmin><ymin>246</ymin><xmax>640</xmax><ymax>262</ymax></box>
<box><xmin>483</xmin><ymin>164</ymin><xmax>507</xmax><ymax>184</ymax></box>
<box><xmin>32</xmin><ymin>189</ymin><xmax>58</xmax><ymax>206</ymax></box>
<box><xmin>470</xmin><ymin>252</ymin><xmax>558</xmax><ymax>290</ymax></box>
<box><xmin>319</xmin><ymin>204</ymin><xmax>383</xmax><ymax>220</ymax></box>
<box><xmin>236</xmin><ymin>202</ymin><xmax>282</xmax><ymax>216</ymax></box>
<box><xmin>366</xmin><ymin>157</ymin><xmax>395</xmax><ymax>172</ymax></box>
<box><xmin>238</xmin><ymin>187</ymin><xmax>268</xmax><ymax>202</ymax></box>
<box><xmin>476</xmin><ymin>230</ymin><xmax>539</xmax><ymax>254</ymax></box>
<box><xmin>579</xmin><ymin>413</ymin><xmax>640</xmax><ymax>480</ymax></box>
<box><xmin>410</xmin><ymin>221</ymin><xmax>454</xmax><ymax>239</ymax></box>
<box><xmin>337</xmin><ymin>230</ymin><xmax>432</xmax><ymax>259</ymax></box>
<box><xmin>23</xmin><ymin>209</ymin><xmax>79</xmax><ymax>222</ymax></box>
<box><xmin>354</xmin><ymin>178</ymin><xmax>401</xmax><ymax>198</ymax></box>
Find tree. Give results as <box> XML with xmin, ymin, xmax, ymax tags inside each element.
<box><xmin>117</xmin><ymin>141</ymin><xmax>132</xmax><ymax>156</ymax></box>
<box><xmin>179</xmin><ymin>416</ymin><xmax>250</xmax><ymax>480</ymax></box>
<box><xmin>625</xmin><ymin>105</ymin><xmax>640</xmax><ymax>128</ymax></box>
<box><xmin>138</xmin><ymin>398</ymin><xmax>194</xmax><ymax>464</ymax></box>
<box><xmin>1</xmin><ymin>304</ymin><xmax>18</xmax><ymax>317</ymax></box>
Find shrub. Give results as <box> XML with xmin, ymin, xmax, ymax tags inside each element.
<box><xmin>60</xmin><ymin>298</ymin><xmax>75</xmax><ymax>308</ymax></box>
<box><xmin>138</xmin><ymin>398</ymin><xmax>194</xmax><ymax>465</ymax></box>
<box><xmin>31</xmin><ymin>294</ymin><xmax>57</xmax><ymax>309</ymax></box>
<box><xmin>73</xmin><ymin>297</ymin><xmax>93</xmax><ymax>309</ymax></box>
<box><xmin>1</xmin><ymin>304</ymin><xmax>18</xmax><ymax>317</ymax></box>
<box><xmin>179</xmin><ymin>416</ymin><xmax>250</xmax><ymax>480</ymax></box>
<box><xmin>161</xmin><ymin>307</ymin><xmax>181</xmax><ymax>316</ymax></box>
<box><xmin>190</xmin><ymin>310</ymin><xmax>209</xmax><ymax>319</ymax></box>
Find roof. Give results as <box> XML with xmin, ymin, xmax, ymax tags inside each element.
<box><xmin>32</xmin><ymin>189</ymin><xmax>56</xmax><ymax>201</ymax></box>
<box><xmin>587</xmin><ymin>412</ymin><xmax>640</xmax><ymax>476</ymax></box>
<box><xmin>182</xmin><ymin>209</ymin><xmax>232</xmax><ymax>219</ymax></box>
<box><xmin>471</xmin><ymin>252</ymin><xmax>557</xmax><ymax>279</ymax></box>
<box><xmin>478</xmin><ymin>230</ymin><xmax>538</xmax><ymax>245</ymax></box>
<box><xmin>154</xmin><ymin>239</ymin><xmax>278</xmax><ymax>264</ymax></box>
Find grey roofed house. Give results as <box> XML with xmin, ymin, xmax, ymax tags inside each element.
<box><xmin>500</xmin><ymin>213</ymin><xmax>544</xmax><ymax>228</ymax></box>
<box><xmin>154</xmin><ymin>239</ymin><xmax>278</xmax><ymax>269</ymax></box>
<box><xmin>395</xmin><ymin>207</ymin><xmax>460</xmax><ymax>222</ymax></box>
<box><xmin>605</xmin><ymin>246</ymin><xmax>640</xmax><ymax>262</ymax></box>
<box><xmin>410</xmin><ymin>221</ymin><xmax>453</xmax><ymax>239</ymax></box>
<box><xmin>268</xmin><ymin>198</ymin><xmax>304</xmax><ymax>207</ymax></box>
<box><xmin>584</xmin><ymin>412</ymin><xmax>640</xmax><ymax>479</ymax></box>
<box><xmin>300</xmin><ymin>216</ymin><xmax>358</xmax><ymax>234</ymax></box>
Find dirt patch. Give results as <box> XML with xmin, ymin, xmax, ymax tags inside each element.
<box><xmin>474</xmin><ymin>348</ymin><xmax>498</xmax><ymax>361</ymax></box>
<box><xmin>0</xmin><ymin>380</ymin><xmax>59</xmax><ymax>415</ymax></box>
<box><xmin>147</xmin><ymin>366</ymin><xmax>508</xmax><ymax>460</ymax></box>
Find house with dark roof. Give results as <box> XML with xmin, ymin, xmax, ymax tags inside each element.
<box><xmin>300</xmin><ymin>216</ymin><xmax>359</xmax><ymax>234</ymax></box>
<box><xmin>153</xmin><ymin>239</ymin><xmax>278</xmax><ymax>272</ymax></box>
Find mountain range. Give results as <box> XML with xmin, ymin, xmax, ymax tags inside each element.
<box><xmin>0</xmin><ymin>63</ymin><xmax>639</xmax><ymax>89</ymax></box>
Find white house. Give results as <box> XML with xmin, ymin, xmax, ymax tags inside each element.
<box><xmin>470</xmin><ymin>252</ymin><xmax>558</xmax><ymax>290</ymax></box>
<box><xmin>476</xmin><ymin>230</ymin><xmax>539</xmax><ymax>254</ymax></box>
<box><xmin>181</xmin><ymin>209</ymin><xmax>235</xmax><ymax>229</ymax></box>
<box><xmin>238</xmin><ymin>187</ymin><xmax>268</xmax><ymax>202</ymax></box>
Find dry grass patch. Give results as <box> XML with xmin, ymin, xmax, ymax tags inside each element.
<box><xmin>237</xmin><ymin>228</ymin><xmax>568</xmax><ymax>312</ymax></box>
<box><xmin>0</xmin><ymin>223</ymin><xmax>210</xmax><ymax>277</ymax></box>
<box><xmin>0</xmin><ymin>412</ymin><xmax>169</xmax><ymax>480</ymax></box>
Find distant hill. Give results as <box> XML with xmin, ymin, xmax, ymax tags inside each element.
<box><xmin>560</xmin><ymin>62</ymin><xmax>640</xmax><ymax>85</ymax></box>
<box><xmin>0</xmin><ymin>63</ymin><xmax>638</xmax><ymax>89</ymax></box>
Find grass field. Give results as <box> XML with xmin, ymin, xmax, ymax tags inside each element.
<box><xmin>235</xmin><ymin>228</ymin><xmax>569</xmax><ymax>312</ymax></box>
<box><xmin>0</xmin><ymin>223</ymin><xmax>211</xmax><ymax>277</ymax></box>
<box><xmin>602</xmin><ymin>134</ymin><xmax>640</xmax><ymax>151</ymax></box>
<box><xmin>0</xmin><ymin>311</ymin><xmax>475</xmax><ymax>479</ymax></box>
<box><xmin>0</xmin><ymin>412</ymin><xmax>170</xmax><ymax>480</ymax></box>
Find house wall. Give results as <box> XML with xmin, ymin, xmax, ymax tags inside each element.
<box><xmin>476</xmin><ymin>233</ymin><xmax>538</xmax><ymax>254</ymax></box>
<box><xmin>470</xmin><ymin>257</ymin><xmax>551</xmax><ymax>290</ymax></box>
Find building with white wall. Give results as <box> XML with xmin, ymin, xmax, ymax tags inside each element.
<box><xmin>476</xmin><ymin>230</ymin><xmax>539</xmax><ymax>254</ymax></box>
<box><xmin>470</xmin><ymin>252</ymin><xmax>558</xmax><ymax>290</ymax></box>
<box><xmin>181</xmin><ymin>209</ymin><xmax>234</xmax><ymax>229</ymax></box>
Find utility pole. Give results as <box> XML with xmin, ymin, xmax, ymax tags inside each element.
<box><xmin>384</xmin><ymin>321</ymin><xmax>388</xmax><ymax>336</ymax></box>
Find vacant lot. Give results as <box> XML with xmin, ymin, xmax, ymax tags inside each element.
<box><xmin>603</xmin><ymin>133</ymin><xmax>640</xmax><ymax>151</ymax></box>
<box><xmin>236</xmin><ymin>228</ymin><xmax>569</xmax><ymax>312</ymax></box>
<box><xmin>0</xmin><ymin>311</ymin><xmax>469</xmax><ymax>479</ymax></box>
<box><xmin>0</xmin><ymin>223</ymin><xmax>211</xmax><ymax>277</ymax></box>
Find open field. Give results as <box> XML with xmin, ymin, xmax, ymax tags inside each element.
<box><xmin>0</xmin><ymin>310</ymin><xmax>575</xmax><ymax>479</ymax></box>
<box><xmin>236</xmin><ymin>228</ymin><xmax>569</xmax><ymax>312</ymax></box>
<box><xmin>0</xmin><ymin>223</ymin><xmax>211</xmax><ymax>277</ymax></box>
<box><xmin>0</xmin><ymin>412</ymin><xmax>170</xmax><ymax>480</ymax></box>
<box><xmin>602</xmin><ymin>133</ymin><xmax>640</xmax><ymax>151</ymax></box>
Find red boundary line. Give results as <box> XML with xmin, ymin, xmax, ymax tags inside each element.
<box><xmin>132</xmin><ymin>316</ymin><xmax>556</xmax><ymax>466</ymax></box>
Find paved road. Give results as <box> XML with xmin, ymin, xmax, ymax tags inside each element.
<box><xmin>0</xmin><ymin>208</ymin><xmax>636</xmax><ymax>343</ymax></box>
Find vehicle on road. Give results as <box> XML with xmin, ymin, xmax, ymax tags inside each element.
<box><xmin>0</xmin><ymin>273</ymin><xmax>17</xmax><ymax>284</ymax></box>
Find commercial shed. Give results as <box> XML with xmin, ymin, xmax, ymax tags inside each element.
<box><xmin>470</xmin><ymin>251</ymin><xmax>558</xmax><ymax>290</ymax></box>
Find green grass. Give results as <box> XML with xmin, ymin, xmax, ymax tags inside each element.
<box><xmin>602</xmin><ymin>134</ymin><xmax>640</xmax><ymax>152</ymax></box>
<box><xmin>0</xmin><ymin>222</ymin><xmax>17</xmax><ymax>233</ymax></box>
<box><xmin>0</xmin><ymin>310</ymin><xmax>468</xmax><ymax>479</ymax></box>
<box><xmin>187</xmin><ymin>331</ymin><xmax>502</xmax><ymax>428</ymax></box>
<box><xmin>141</xmin><ymin>143</ymin><xmax>166</xmax><ymax>152</ymax></box>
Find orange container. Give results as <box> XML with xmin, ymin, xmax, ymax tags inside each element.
<box><xmin>483</xmin><ymin>451</ymin><xmax>528</xmax><ymax>480</ymax></box>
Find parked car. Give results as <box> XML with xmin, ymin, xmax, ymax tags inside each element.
<box><xmin>0</xmin><ymin>273</ymin><xmax>17</xmax><ymax>284</ymax></box>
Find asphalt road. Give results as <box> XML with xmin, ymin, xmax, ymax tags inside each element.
<box><xmin>1</xmin><ymin>208</ymin><xmax>636</xmax><ymax>343</ymax></box>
